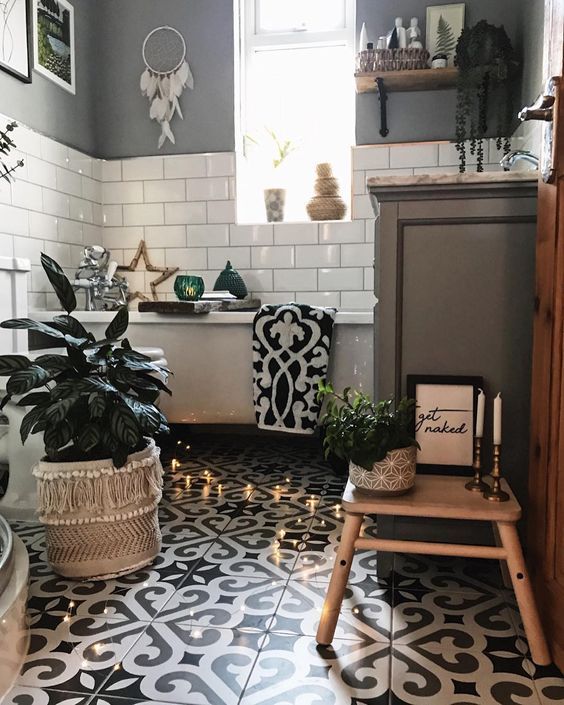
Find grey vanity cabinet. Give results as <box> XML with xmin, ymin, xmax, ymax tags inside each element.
<box><xmin>369</xmin><ymin>176</ymin><xmax>538</xmax><ymax>543</ymax></box>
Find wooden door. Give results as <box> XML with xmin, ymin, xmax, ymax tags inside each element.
<box><xmin>528</xmin><ymin>0</ymin><xmax>564</xmax><ymax>671</ymax></box>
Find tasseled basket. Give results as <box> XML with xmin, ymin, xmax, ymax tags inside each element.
<box><xmin>306</xmin><ymin>163</ymin><xmax>347</xmax><ymax>221</ymax></box>
<box><xmin>33</xmin><ymin>438</ymin><xmax>163</xmax><ymax>579</ymax></box>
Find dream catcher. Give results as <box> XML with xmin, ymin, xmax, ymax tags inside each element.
<box><xmin>140</xmin><ymin>26</ymin><xmax>194</xmax><ymax>148</ymax></box>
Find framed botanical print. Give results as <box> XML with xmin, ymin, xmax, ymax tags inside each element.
<box><xmin>407</xmin><ymin>374</ymin><xmax>483</xmax><ymax>474</ymax></box>
<box><xmin>33</xmin><ymin>0</ymin><xmax>75</xmax><ymax>93</ymax></box>
<box><xmin>0</xmin><ymin>0</ymin><xmax>32</xmax><ymax>82</ymax></box>
<box><xmin>426</xmin><ymin>3</ymin><xmax>465</xmax><ymax>66</ymax></box>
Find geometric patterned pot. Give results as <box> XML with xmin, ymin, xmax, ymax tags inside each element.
<box><xmin>264</xmin><ymin>188</ymin><xmax>286</xmax><ymax>222</ymax></box>
<box><xmin>349</xmin><ymin>446</ymin><xmax>417</xmax><ymax>496</ymax></box>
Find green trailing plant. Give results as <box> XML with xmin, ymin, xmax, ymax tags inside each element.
<box><xmin>1</xmin><ymin>121</ymin><xmax>24</xmax><ymax>184</ymax></box>
<box><xmin>454</xmin><ymin>20</ymin><xmax>516</xmax><ymax>173</ymax></box>
<box><xmin>317</xmin><ymin>382</ymin><xmax>418</xmax><ymax>470</ymax></box>
<box><xmin>0</xmin><ymin>254</ymin><xmax>171</xmax><ymax>468</ymax></box>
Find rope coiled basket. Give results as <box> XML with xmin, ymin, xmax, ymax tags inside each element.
<box><xmin>33</xmin><ymin>438</ymin><xmax>163</xmax><ymax>579</ymax></box>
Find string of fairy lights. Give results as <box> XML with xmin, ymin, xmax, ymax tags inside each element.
<box><xmin>57</xmin><ymin>438</ymin><xmax>356</xmax><ymax>674</ymax></box>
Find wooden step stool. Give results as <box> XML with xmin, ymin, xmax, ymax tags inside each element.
<box><xmin>316</xmin><ymin>475</ymin><xmax>551</xmax><ymax>665</ymax></box>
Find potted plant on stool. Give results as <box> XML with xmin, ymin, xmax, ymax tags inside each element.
<box><xmin>318</xmin><ymin>382</ymin><xmax>418</xmax><ymax>495</ymax></box>
<box><xmin>0</xmin><ymin>253</ymin><xmax>171</xmax><ymax>579</ymax></box>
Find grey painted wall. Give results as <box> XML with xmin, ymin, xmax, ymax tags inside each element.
<box><xmin>356</xmin><ymin>0</ymin><xmax>527</xmax><ymax>145</ymax></box>
<box><xmin>95</xmin><ymin>0</ymin><xmax>235</xmax><ymax>159</ymax></box>
<box><xmin>0</xmin><ymin>0</ymin><xmax>97</xmax><ymax>155</ymax></box>
<box><xmin>515</xmin><ymin>0</ymin><xmax>544</xmax><ymax>151</ymax></box>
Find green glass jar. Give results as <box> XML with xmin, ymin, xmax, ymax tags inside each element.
<box><xmin>174</xmin><ymin>275</ymin><xmax>205</xmax><ymax>301</ymax></box>
<box><xmin>213</xmin><ymin>261</ymin><xmax>248</xmax><ymax>299</ymax></box>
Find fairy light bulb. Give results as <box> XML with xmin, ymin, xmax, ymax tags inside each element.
<box><xmin>81</xmin><ymin>659</ymin><xmax>88</xmax><ymax>669</ymax></box>
<box><xmin>193</xmin><ymin>629</ymin><xmax>202</xmax><ymax>639</ymax></box>
<box><xmin>285</xmin><ymin>477</ymin><xmax>290</xmax><ymax>483</ymax></box>
<box><xmin>63</xmin><ymin>614</ymin><xmax>70</xmax><ymax>623</ymax></box>
<box><xmin>69</xmin><ymin>601</ymin><xmax>75</xmax><ymax>608</ymax></box>
<box><xmin>113</xmin><ymin>663</ymin><xmax>121</xmax><ymax>671</ymax></box>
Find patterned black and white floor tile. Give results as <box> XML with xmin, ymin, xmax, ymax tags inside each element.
<box><xmin>4</xmin><ymin>432</ymin><xmax>564</xmax><ymax>705</ymax></box>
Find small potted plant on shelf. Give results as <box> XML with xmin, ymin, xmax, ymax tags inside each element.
<box><xmin>317</xmin><ymin>382</ymin><xmax>418</xmax><ymax>496</ymax></box>
<box><xmin>0</xmin><ymin>254</ymin><xmax>171</xmax><ymax>580</ymax></box>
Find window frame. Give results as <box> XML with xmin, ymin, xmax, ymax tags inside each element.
<box><xmin>236</xmin><ymin>0</ymin><xmax>356</xmax><ymax>150</ymax></box>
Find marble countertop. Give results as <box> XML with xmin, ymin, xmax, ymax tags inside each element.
<box><xmin>367</xmin><ymin>170</ymin><xmax>538</xmax><ymax>189</ymax></box>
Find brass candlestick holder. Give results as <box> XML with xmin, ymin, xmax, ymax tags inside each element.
<box><xmin>483</xmin><ymin>444</ymin><xmax>509</xmax><ymax>502</ymax></box>
<box><xmin>465</xmin><ymin>436</ymin><xmax>488</xmax><ymax>492</ymax></box>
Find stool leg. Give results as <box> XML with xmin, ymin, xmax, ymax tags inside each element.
<box><xmin>316</xmin><ymin>511</ymin><xmax>363</xmax><ymax>646</ymax></box>
<box><xmin>496</xmin><ymin>521</ymin><xmax>551</xmax><ymax>665</ymax></box>
<box><xmin>492</xmin><ymin>522</ymin><xmax>512</xmax><ymax>589</ymax></box>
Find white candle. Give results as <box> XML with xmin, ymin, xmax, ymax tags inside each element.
<box><xmin>493</xmin><ymin>393</ymin><xmax>502</xmax><ymax>445</ymax></box>
<box><xmin>475</xmin><ymin>389</ymin><xmax>485</xmax><ymax>438</ymax></box>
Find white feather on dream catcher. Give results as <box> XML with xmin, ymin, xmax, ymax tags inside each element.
<box><xmin>140</xmin><ymin>26</ymin><xmax>194</xmax><ymax>149</ymax></box>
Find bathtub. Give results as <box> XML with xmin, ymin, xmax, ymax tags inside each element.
<box><xmin>31</xmin><ymin>310</ymin><xmax>374</xmax><ymax>424</ymax></box>
<box><xmin>0</xmin><ymin>515</ymin><xmax>30</xmax><ymax>697</ymax></box>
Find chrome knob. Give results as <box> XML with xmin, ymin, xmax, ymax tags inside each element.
<box><xmin>519</xmin><ymin>94</ymin><xmax>555</xmax><ymax>122</ymax></box>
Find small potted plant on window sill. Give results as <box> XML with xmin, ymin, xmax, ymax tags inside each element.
<box><xmin>246</xmin><ymin>128</ymin><xmax>296</xmax><ymax>223</ymax></box>
<box><xmin>0</xmin><ymin>254</ymin><xmax>171</xmax><ymax>580</ymax></box>
<box><xmin>317</xmin><ymin>382</ymin><xmax>418</xmax><ymax>496</ymax></box>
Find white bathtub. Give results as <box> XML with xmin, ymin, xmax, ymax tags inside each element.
<box><xmin>31</xmin><ymin>310</ymin><xmax>374</xmax><ymax>424</ymax></box>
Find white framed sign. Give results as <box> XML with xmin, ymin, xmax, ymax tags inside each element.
<box><xmin>407</xmin><ymin>374</ymin><xmax>482</xmax><ymax>472</ymax></box>
<box><xmin>33</xmin><ymin>0</ymin><xmax>75</xmax><ymax>94</ymax></box>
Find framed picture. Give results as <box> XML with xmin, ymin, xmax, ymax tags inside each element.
<box><xmin>426</xmin><ymin>3</ymin><xmax>465</xmax><ymax>66</ymax></box>
<box><xmin>0</xmin><ymin>0</ymin><xmax>32</xmax><ymax>82</ymax></box>
<box><xmin>406</xmin><ymin>374</ymin><xmax>483</xmax><ymax>474</ymax></box>
<box><xmin>33</xmin><ymin>0</ymin><xmax>75</xmax><ymax>94</ymax></box>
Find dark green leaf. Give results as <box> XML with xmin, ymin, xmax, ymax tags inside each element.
<box><xmin>1</xmin><ymin>318</ymin><xmax>66</xmax><ymax>340</ymax></box>
<box><xmin>88</xmin><ymin>393</ymin><xmax>106</xmax><ymax>418</ymax></box>
<box><xmin>44</xmin><ymin>421</ymin><xmax>72</xmax><ymax>453</ymax></box>
<box><xmin>40</xmin><ymin>252</ymin><xmax>77</xmax><ymax>314</ymax></box>
<box><xmin>105</xmin><ymin>306</ymin><xmax>129</xmax><ymax>341</ymax></box>
<box><xmin>0</xmin><ymin>393</ymin><xmax>12</xmax><ymax>410</ymax></box>
<box><xmin>20</xmin><ymin>405</ymin><xmax>48</xmax><ymax>444</ymax></box>
<box><xmin>121</xmin><ymin>396</ymin><xmax>160</xmax><ymax>434</ymax></box>
<box><xmin>0</xmin><ymin>355</ymin><xmax>31</xmax><ymax>376</ymax></box>
<box><xmin>110</xmin><ymin>406</ymin><xmax>141</xmax><ymax>448</ymax></box>
<box><xmin>17</xmin><ymin>391</ymin><xmax>51</xmax><ymax>407</ymax></box>
<box><xmin>7</xmin><ymin>366</ymin><xmax>50</xmax><ymax>395</ymax></box>
<box><xmin>77</xmin><ymin>423</ymin><xmax>101</xmax><ymax>452</ymax></box>
<box><xmin>45</xmin><ymin>397</ymin><xmax>77</xmax><ymax>424</ymax></box>
<box><xmin>52</xmin><ymin>314</ymin><xmax>91</xmax><ymax>340</ymax></box>
<box><xmin>112</xmin><ymin>445</ymin><xmax>129</xmax><ymax>468</ymax></box>
<box><xmin>34</xmin><ymin>354</ymin><xmax>73</xmax><ymax>373</ymax></box>
<box><xmin>114</xmin><ymin>348</ymin><xmax>151</xmax><ymax>362</ymax></box>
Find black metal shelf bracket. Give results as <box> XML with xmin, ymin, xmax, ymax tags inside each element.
<box><xmin>375</xmin><ymin>77</ymin><xmax>389</xmax><ymax>138</ymax></box>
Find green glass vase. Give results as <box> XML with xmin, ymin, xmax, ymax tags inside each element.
<box><xmin>174</xmin><ymin>275</ymin><xmax>205</xmax><ymax>301</ymax></box>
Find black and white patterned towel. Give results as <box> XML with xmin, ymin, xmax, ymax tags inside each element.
<box><xmin>252</xmin><ymin>303</ymin><xmax>337</xmax><ymax>434</ymax></box>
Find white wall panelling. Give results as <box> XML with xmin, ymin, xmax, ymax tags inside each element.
<box><xmin>0</xmin><ymin>114</ymin><xmax>520</xmax><ymax>312</ymax></box>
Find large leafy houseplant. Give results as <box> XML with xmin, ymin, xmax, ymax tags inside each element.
<box><xmin>317</xmin><ymin>382</ymin><xmax>417</xmax><ymax>470</ymax></box>
<box><xmin>0</xmin><ymin>253</ymin><xmax>170</xmax><ymax>469</ymax></box>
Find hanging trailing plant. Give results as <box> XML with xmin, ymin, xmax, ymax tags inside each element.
<box><xmin>454</xmin><ymin>21</ymin><xmax>516</xmax><ymax>173</ymax></box>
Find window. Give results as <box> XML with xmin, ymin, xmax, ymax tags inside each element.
<box><xmin>236</xmin><ymin>0</ymin><xmax>356</xmax><ymax>223</ymax></box>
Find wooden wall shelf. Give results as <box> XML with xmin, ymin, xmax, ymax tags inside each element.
<box><xmin>355</xmin><ymin>67</ymin><xmax>458</xmax><ymax>94</ymax></box>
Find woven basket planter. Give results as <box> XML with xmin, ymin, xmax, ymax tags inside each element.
<box><xmin>33</xmin><ymin>439</ymin><xmax>163</xmax><ymax>580</ymax></box>
<box><xmin>349</xmin><ymin>446</ymin><xmax>417</xmax><ymax>496</ymax></box>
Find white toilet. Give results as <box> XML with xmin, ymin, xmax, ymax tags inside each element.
<box><xmin>0</xmin><ymin>256</ymin><xmax>167</xmax><ymax>520</ymax></box>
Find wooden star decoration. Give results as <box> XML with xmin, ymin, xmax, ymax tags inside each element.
<box><xmin>117</xmin><ymin>239</ymin><xmax>179</xmax><ymax>303</ymax></box>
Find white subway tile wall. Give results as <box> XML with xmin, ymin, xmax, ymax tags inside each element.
<box><xmin>1</xmin><ymin>114</ymin><xmax>517</xmax><ymax>312</ymax></box>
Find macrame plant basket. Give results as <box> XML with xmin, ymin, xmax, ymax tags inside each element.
<box><xmin>33</xmin><ymin>439</ymin><xmax>163</xmax><ymax>580</ymax></box>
